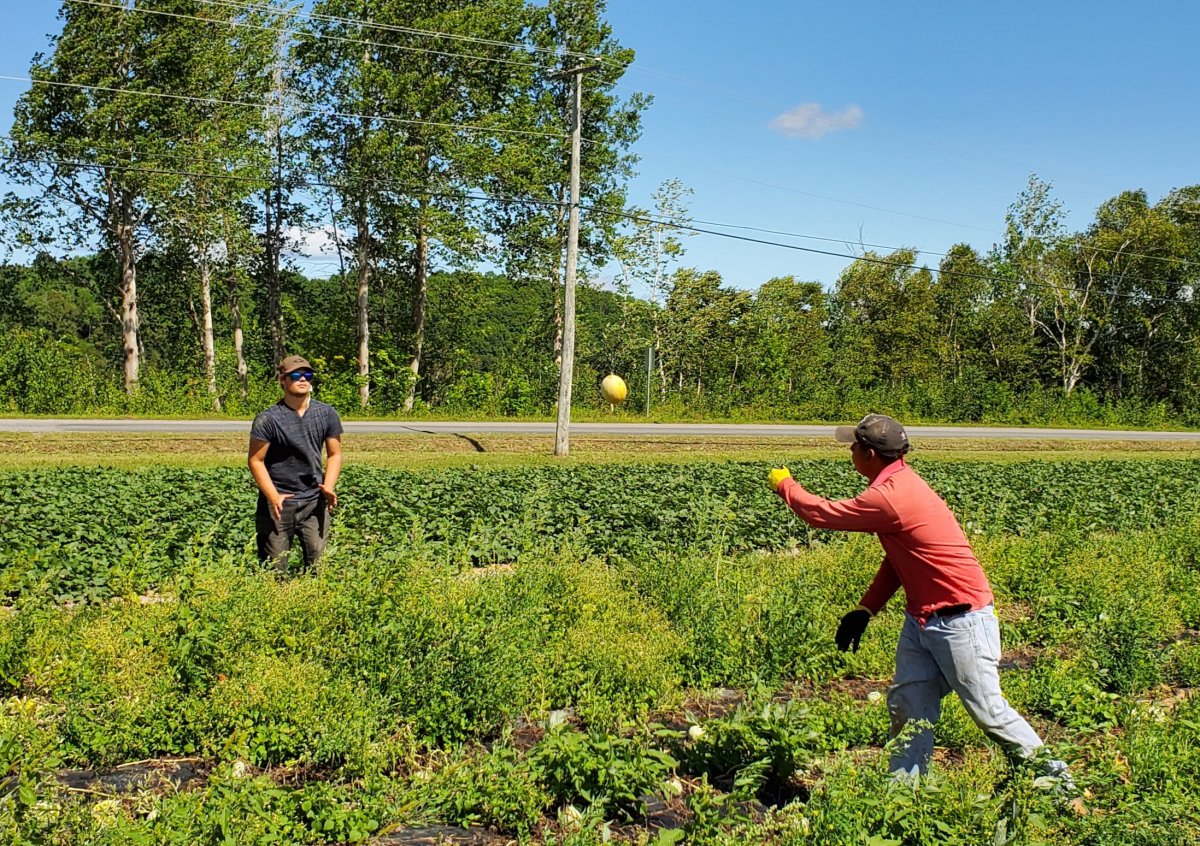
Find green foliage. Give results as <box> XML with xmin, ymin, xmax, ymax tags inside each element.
<box><xmin>676</xmin><ymin>701</ymin><xmax>822</xmax><ymax>804</ymax></box>
<box><xmin>5</xmin><ymin>458</ymin><xmax>1200</xmax><ymax>605</ymax></box>
<box><xmin>411</xmin><ymin>744</ymin><xmax>551</xmax><ymax>837</ymax></box>
<box><xmin>1165</xmin><ymin>638</ymin><xmax>1200</xmax><ymax>688</ymax></box>
<box><xmin>206</xmin><ymin>653</ymin><xmax>377</xmax><ymax>769</ymax></box>
<box><xmin>530</xmin><ymin>724</ymin><xmax>676</xmax><ymax>821</ymax></box>
<box><xmin>0</xmin><ymin>698</ymin><xmax>63</xmax><ymax>836</ymax></box>
<box><xmin>1005</xmin><ymin>658</ymin><xmax>1121</xmax><ymax>732</ymax></box>
<box><xmin>0</xmin><ymin>328</ymin><xmax>118</xmax><ymax>414</ymax></box>
<box><xmin>4</xmin><ymin>460</ymin><xmax>1200</xmax><ymax>842</ymax></box>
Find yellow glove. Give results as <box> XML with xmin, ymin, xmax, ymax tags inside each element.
<box><xmin>768</xmin><ymin>466</ymin><xmax>791</xmax><ymax>492</ymax></box>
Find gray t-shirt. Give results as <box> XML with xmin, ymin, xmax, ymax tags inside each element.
<box><xmin>250</xmin><ymin>399</ymin><xmax>343</xmax><ymax>501</ymax></box>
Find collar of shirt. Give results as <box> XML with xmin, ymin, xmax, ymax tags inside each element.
<box><xmin>869</xmin><ymin>457</ymin><xmax>909</xmax><ymax>489</ymax></box>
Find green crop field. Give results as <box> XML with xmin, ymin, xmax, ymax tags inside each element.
<box><xmin>1</xmin><ymin>457</ymin><xmax>1199</xmax><ymax>844</ymax></box>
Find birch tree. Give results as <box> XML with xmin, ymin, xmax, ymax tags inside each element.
<box><xmin>152</xmin><ymin>2</ymin><xmax>276</xmax><ymax>409</ymax></box>
<box><xmin>2</xmin><ymin>1</ymin><xmax>200</xmax><ymax>394</ymax></box>
<box><xmin>1005</xmin><ymin>175</ymin><xmax>1134</xmax><ymax>395</ymax></box>
<box><xmin>612</xmin><ymin>178</ymin><xmax>692</xmax><ymax>397</ymax></box>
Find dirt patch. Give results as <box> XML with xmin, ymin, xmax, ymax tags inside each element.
<box><xmin>654</xmin><ymin>688</ymin><xmax>745</xmax><ymax>731</ymax></box>
<box><xmin>782</xmin><ymin>677</ymin><xmax>889</xmax><ymax>702</ymax></box>
<box><xmin>5</xmin><ymin>431</ymin><xmax>1198</xmax><ymax>471</ymax></box>
<box><xmin>57</xmin><ymin>758</ymin><xmax>206</xmax><ymax>795</ymax></box>
<box><xmin>373</xmin><ymin>824</ymin><xmax>508</xmax><ymax>845</ymax></box>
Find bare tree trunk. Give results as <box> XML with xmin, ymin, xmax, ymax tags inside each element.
<box><xmin>405</xmin><ymin>213</ymin><xmax>428</xmax><ymax>412</ymax></box>
<box><xmin>199</xmin><ymin>251</ymin><xmax>221</xmax><ymax>411</ymax></box>
<box><xmin>229</xmin><ymin>272</ymin><xmax>247</xmax><ymax>401</ymax></box>
<box><xmin>117</xmin><ymin>195</ymin><xmax>140</xmax><ymax>395</ymax></box>
<box><xmin>221</xmin><ymin>212</ymin><xmax>248</xmax><ymax>400</ymax></box>
<box><xmin>355</xmin><ymin>198</ymin><xmax>371</xmax><ymax>411</ymax></box>
<box><xmin>656</xmin><ymin>341</ymin><xmax>668</xmax><ymax>400</ymax></box>
<box><xmin>264</xmin><ymin>29</ymin><xmax>288</xmax><ymax>366</ymax></box>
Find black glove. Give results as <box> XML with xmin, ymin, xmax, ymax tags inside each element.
<box><xmin>835</xmin><ymin>608</ymin><xmax>872</xmax><ymax>652</ymax></box>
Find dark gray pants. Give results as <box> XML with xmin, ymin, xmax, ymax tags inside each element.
<box><xmin>255</xmin><ymin>493</ymin><xmax>329</xmax><ymax>574</ymax></box>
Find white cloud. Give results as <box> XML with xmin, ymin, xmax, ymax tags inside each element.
<box><xmin>769</xmin><ymin>102</ymin><xmax>864</xmax><ymax>139</ymax></box>
<box><xmin>283</xmin><ymin>224</ymin><xmax>340</xmax><ymax>257</ymax></box>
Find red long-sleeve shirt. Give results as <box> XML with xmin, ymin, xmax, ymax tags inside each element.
<box><xmin>775</xmin><ymin>460</ymin><xmax>993</xmax><ymax>623</ymax></box>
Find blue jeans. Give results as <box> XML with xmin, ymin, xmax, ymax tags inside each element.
<box><xmin>888</xmin><ymin>604</ymin><xmax>1049</xmax><ymax>776</ymax></box>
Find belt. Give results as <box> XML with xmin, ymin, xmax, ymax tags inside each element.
<box><xmin>929</xmin><ymin>603</ymin><xmax>972</xmax><ymax>620</ymax></box>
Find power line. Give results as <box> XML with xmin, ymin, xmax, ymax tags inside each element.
<box><xmin>593</xmin><ymin>206</ymin><xmax>1197</xmax><ymax>307</ymax></box>
<box><xmin>4</xmin><ymin>135</ymin><xmax>1181</xmax><ymax>279</ymax></box>
<box><xmin>690</xmin><ymin>215</ymin><xmax>1197</xmax><ymax>271</ymax></box>
<box><xmin>45</xmin><ymin>3</ymin><xmax>1151</xmax><ymax>265</ymax></box>
<box><xmin>197</xmin><ymin>0</ymin><xmax>624</xmax><ymax>69</ymax></box>
<box><xmin>10</xmin><ymin>62</ymin><xmax>1175</xmax><ymax>275</ymax></box>
<box><xmin>75</xmin><ymin>0</ymin><xmax>1193</xmax><ymax>239</ymax></box>
<box><xmin>635</xmin><ymin>153</ymin><xmax>1003</xmax><ymax>236</ymax></box>
<box><xmin>65</xmin><ymin>0</ymin><xmax>544</xmax><ymax>71</ymax></box>
<box><xmin>7</xmin><ymin>147</ymin><xmax>1190</xmax><ymax>308</ymax></box>
<box><xmin>0</xmin><ymin>149</ymin><xmax>565</xmax><ymax>211</ymax></box>
<box><xmin>636</xmin><ymin>152</ymin><xmax>1198</xmax><ymax>269</ymax></box>
<box><xmin>0</xmin><ymin>74</ymin><xmax>569</xmax><ymax>142</ymax></box>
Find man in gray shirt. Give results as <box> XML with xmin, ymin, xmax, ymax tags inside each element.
<box><xmin>248</xmin><ymin>355</ymin><xmax>344</xmax><ymax>574</ymax></box>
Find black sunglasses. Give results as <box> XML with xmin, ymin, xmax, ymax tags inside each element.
<box><xmin>287</xmin><ymin>370</ymin><xmax>315</xmax><ymax>382</ymax></box>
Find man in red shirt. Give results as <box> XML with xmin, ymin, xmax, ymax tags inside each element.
<box><xmin>768</xmin><ymin>414</ymin><xmax>1071</xmax><ymax>786</ymax></box>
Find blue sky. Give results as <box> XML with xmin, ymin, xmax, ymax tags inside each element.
<box><xmin>2</xmin><ymin>1</ymin><xmax>1196</xmax><ymax>294</ymax></box>
<box><xmin>604</xmin><ymin>0</ymin><xmax>1198</xmax><ymax>292</ymax></box>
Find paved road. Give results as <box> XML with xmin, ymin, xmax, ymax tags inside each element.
<box><xmin>2</xmin><ymin>418</ymin><xmax>1199</xmax><ymax>440</ymax></box>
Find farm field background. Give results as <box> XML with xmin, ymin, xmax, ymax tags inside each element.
<box><xmin>1</xmin><ymin>439</ymin><xmax>1199</xmax><ymax>844</ymax></box>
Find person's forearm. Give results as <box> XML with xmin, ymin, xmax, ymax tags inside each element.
<box><xmin>249</xmin><ymin>460</ymin><xmax>279</xmax><ymax>499</ymax></box>
<box><xmin>859</xmin><ymin>557</ymin><xmax>901</xmax><ymax>615</ymax></box>
<box><xmin>323</xmin><ymin>452</ymin><xmax>342</xmax><ymax>491</ymax></box>
<box><xmin>776</xmin><ymin>477</ymin><xmax>901</xmax><ymax>533</ymax></box>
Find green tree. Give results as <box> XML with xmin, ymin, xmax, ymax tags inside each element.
<box><xmin>298</xmin><ymin>0</ymin><xmax>394</xmax><ymax>410</ymax></box>
<box><xmin>1001</xmin><ymin>174</ymin><xmax>1136</xmax><ymax>395</ymax></box>
<box><xmin>377</xmin><ymin>0</ymin><xmax>531</xmax><ymax>411</ymax></box>
<box><xmin>2</xmin><ymin>1</ymin><xmax>210</xmax><ymax>393</ymax></box>
<box><xmin>612</xmin><ymin>178</ymin><xmax>693</xmax><ymax>398</ymax></box>
<box><xmin>485</xmin><ymin>0</ymin><xmax>646</xmax><ymax>367</ymax></box>
<box><xmin>738</xmin><ymin>276</ymin><xmax>831</xmax><ymax>413</ymax></box>
<box><xmin>1084</xmin><ymin>189</ymin><xmax>1197</xmax><ymax>406</ymax></box>
<box><xmin>151</xmin><ymin>2</ymin><xmax>276</xmax><ymax>409</ymax></box>
<box><xmin>827</xmin><ymin>250</ymin><xmax>939</xmax><ymax>392</ymax></box>
<box><xmin>936</xmin><ymin>244</ymin><xmax>1035</xmax><ymax>388</ymax></box>
<box><xmin>661</xmin><ymin>268</ymin><xmax>750</xmax><ymax>403</ymax></box>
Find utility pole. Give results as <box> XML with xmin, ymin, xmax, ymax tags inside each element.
<box><xmin>553</xmin><ymin>63</ymin><xmax>600</xmax><ymax>457</ymax></box>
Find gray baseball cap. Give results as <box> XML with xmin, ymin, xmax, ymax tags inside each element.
<box><xmin>834</xmin><ymin>413</ymin><xmax>911</xmax><ymax>458</ymax></box>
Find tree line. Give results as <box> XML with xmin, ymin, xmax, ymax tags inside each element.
<box><xmin>1</xmin><ymin>2</ymin><xmax>1198</xmax><ymax>425</ymax></box>
<box><xmin>2</xmin><ymin>0</ymin><xmax>641</xmax><ymax>413</ymax></box>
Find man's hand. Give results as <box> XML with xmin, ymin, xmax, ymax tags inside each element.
<box><xmin>767</xmin><ymin>467</ymin><xmax>792</xmax><ymax>492</ymax></box>
<box><xmin>269</xmin><ymin>492</ymin><xmax>293</xmax><ymax>523</ymax></box>
<box><xmin>318</xmin><ymin>482</ymin><xmax>338</xmax><ymax>510</ymax></box>
<box><xmin>835</xmin><ymin>607</ymin><xmax>872</xmax><ymax>652</ymax></box>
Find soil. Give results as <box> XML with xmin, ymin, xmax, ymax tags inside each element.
<box><xmin>57</xmin><ymin>758</ymin><xmax>207</xmax><ymax>795</ymax></box>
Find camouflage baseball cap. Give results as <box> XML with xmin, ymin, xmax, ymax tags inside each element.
<box><xmin>834</xmin><ymin>413</ymin><xmax>911</xmax><ymax>458</ymax></box>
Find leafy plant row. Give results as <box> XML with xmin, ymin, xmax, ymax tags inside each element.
<box><xmin>2</xmin><ymin>521</ymin><xmax>1200</xmax><ymax>843</ymax></box>
<box><xmin>3</xmin><ymin>458</ymin><xmax>1200</xmax><ymax>603</ymax></box>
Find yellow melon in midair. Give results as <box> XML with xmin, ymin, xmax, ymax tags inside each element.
<box><xmin>600</xmin><ymin>374</ymin><xmax>628</xmax><ymax>405</ymax></box>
